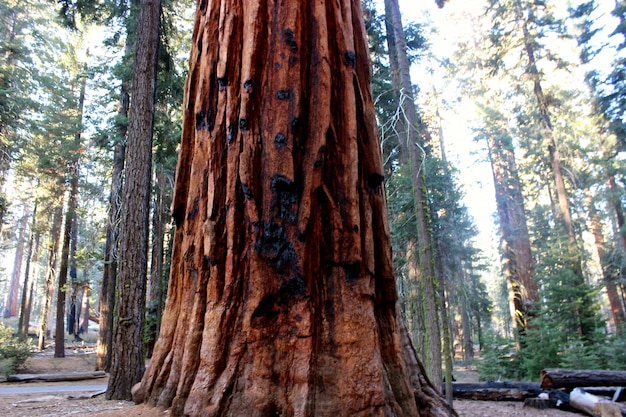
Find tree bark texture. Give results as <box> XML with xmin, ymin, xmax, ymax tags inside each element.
<box><xmin>133</xmin><ymin>0</ymin><xmax>454</xmax><ymax>416</ymax></box>
<box><xmin>106</xmin><ymin>0</ymin><xmax>161</xmax><ymax>401</ymax></box>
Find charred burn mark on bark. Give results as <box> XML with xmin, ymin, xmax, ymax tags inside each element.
<box><xmin>227</xmin><ymin>124</ymin><xmax>235</xmax><ymax>144</ymax></box>
<box><xmin>274</xmin><ymin>133</ymin><xmax>287</xmax><ymax>149</ymax></box>
<box><xmin>196</xmin><ymin>36</ymin><xmax>203</xmax><ymax>54</ymax></box>
<box><xmin>290</xmin><ymin>117</ymin><xmax>300</xmax><ymax>134</ymax></box>
<box><xmin>283</xmin><ymin>29</ymin><xmax>298</xmax><ymax>53</ymax></box>
<box><xmin>241</xmin><ymin>183</ymin><xmax>253</xmax><ymax>200</ymax></box>
<box><xmin>239</xmin><ymin>118</ymin><xmax>249</xmax><ymax>131</ymax></box>
<box><xmin>250</xmin><ymin>277</ymin><xmax>306</xmax><ymax>328</ymax></box>
<box><xmin>195</xmin><ymin>110</ymin><xmax>206</xmax><ymax>130</ymax></box>
<box><xmin>353</xmin><ymin>224</ymin><xmax>359</xmax><ymax>232</ymax></box>
<box><xmin>206</xmin><ymin>107</ymin><xmax>214</xmax><ymax>131</ymax></box>
<box><xmin>344</xmin><ymin>262</ymin><xmax>360</xmax><ymax>282</ymax></box>
<box><xmin>367</xmin><ymin>173</ymin><xmax>385</xmax><ymax>190</ymax></box>
<box><xmin>256</xmin><ymin>222</ymin><xmax>297</xmax><ymax>271</ymax></box>
<box><xmin>187</xmin><ymin>196</ymin><xmax>199</xmax><ymax>220</ymax></box>
<box><xmin>199</xmin><ymin>0</ymin><xmax>207</xmax><ymax>11</ymax></box>
<box><xmin>217</xmin><ymin>77</ymin><xmax>227</xmax><ymax>91</ymax></box>
<box><xmin>172</xmin><ymin>207</ymin><xmax>184</xmax><ymax>227</ymax></box>
<box><xmin>280</xmin><ymin>275</ymin><xmax>306</xmax><ymax>297</ymax></box>
<box><xmin>196</xmin><ymin>108</ymin><xmax>214</xmax><ymax>131</ymax></box>
<box><xmin>243</xmin><ymin>79</ymin><xmax>253</xmax><ymax>93</ymax></box>
<box><xmin>251</xmin><ymin>293</ymin><xmax>280</xmax><ymax>325</ymax></box>
<box><xmin>271</xmin><ymin>175</ymin><xmax>297</xmax><ymax>223</ymax></box>
<box><xmin>204</xmin><ymin>255</ymin><xmax>214</xmax><ymax>268</ymax></box>
<box><xmin>276</xmin><ymin>89</ymin><xmax>290</xmax><ymax>100</ymax></box>
<box><xmin>344</xmin><ymin>51</ymin><xmax>356</xmax><ymax>68</ymax></box>
<box><xmin>314</xmin><ymin>145</ymin><xmax>325</xmax><ymax>167</ymax></box>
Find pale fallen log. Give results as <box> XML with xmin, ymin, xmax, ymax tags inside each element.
<box><xmin>569</xmin><ymin>388</ymin><xmax>623</xmax><ymax>417</ymax></box>
<box><xmin>7</xmin><ymin>371</ymin><xmax>106</xmax><ymax>382</ymax></box>
<box><xmin>540</xmin><ymin>369</ymin><xmax>626</xmax><ymax>389</ymax></box>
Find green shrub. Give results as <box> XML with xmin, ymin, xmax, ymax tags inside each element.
<box><xmin>477</xmin><ymin>330</ymin><xmax>522</xmax><ymax>381</ymax></box>
<box><xmin>0</xmin><ymin>323</ymin><xmax>31</xmax><ymax>376</ymax></box>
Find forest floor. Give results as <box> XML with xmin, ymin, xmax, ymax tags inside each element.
<box><xmin>0</xmin><ymin>345</ymin><xmax>584</xmax><ymax>416</ymax></box>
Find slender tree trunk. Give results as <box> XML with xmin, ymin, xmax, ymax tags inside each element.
<box><xmin>146</xmin><ymin>170</ymin><xmax>168</xmax><ymax>358</ymax></box>
<box><xmin>133</xmin><ymin>0</ymin><xmax>455</xmax><ymax>415</ymax></box>
<box><xmin>384</xmin><ymin>0</ymin><xmax>442</xmax><ymax>388</ymax></box>
<box><xmin>38</xmin><ymin>203</ymin><xmax>63</xmax><ymax>350</ymax></box>
<box><xmin>608</xmin><ymin>175</ymin><xmax>626</xmax><ymax>252</ymax></box>
<box><xmin>585</xmin><ymin>189</ymin><xmax>625</xmax><ymax>330</ymax></box>
<box><xmin>106</xmin><ymin>0</ymin><xmax>161</xmax><ymax>400</ymax></box>
<box><xmin>18</xmin><ymin>202</ymin><xmax>38</xmax><ymax>338</ymax></box>
<box><xmin>54</xmin><ymin>66</ymin><xmax>86</xmax><ymax>357</ymax></box>
<box><xmin>96</xmin><ymin>40</ymin><xmax>131</xmax><ymax>373</ymax></box>
<box><xmin>55</xmin><ymin>177</ymin><xmax>78</xmax><ymax>357</ymax></box>
<box><xmin>4</xmin><ymin>203</ymin><xmax>30</xmax><ymax>318</ymax></box>
<box><xmin>520</xmin><ymin>8</ymin><xmax>592</xmax><ymax>338</ymax></box>
<box><xmin>80</xmin><ymin>283</ymin><xmax>90</xmax><ymax>335</ymax></box>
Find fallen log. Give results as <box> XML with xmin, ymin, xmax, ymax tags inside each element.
<box><xmin>569</xmin><ymin>388</ymin><xmax>623</xmax><ymax>417</ymax></box>
<box><xmin>541</xmin><ymin>369</ymin><xmax>626</xmax><ymax>390</ymax></box>
<box><xmin>446</xmin><ymin>382</ymin><xmax>542</xmax><ymax>401</ymax></box>
<box><xmin>7</xmin><ymin>371</ymin><xmax>106</xmax><ymax>382</ymax></box>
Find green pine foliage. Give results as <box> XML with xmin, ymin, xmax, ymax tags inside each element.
<box><xmin>0</xmin><ymin>322</ymin><xmax>31</xmax><ymax>377</ymax></box>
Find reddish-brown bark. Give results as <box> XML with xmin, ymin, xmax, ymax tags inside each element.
<box><xmin>133</xmin><ymin>0</ymin><xmax>454</xmax><ymax>416</ymax></box>
<box><xmin>484</xmin><ymin>117</ymin><xmax>537</xmax><ymax>335</ymax></box>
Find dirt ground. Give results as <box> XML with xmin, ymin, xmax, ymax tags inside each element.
<box><xmin>0</xmin><ymin>348</ymin><xmax>584</xmax><ymax>417</ymax></box>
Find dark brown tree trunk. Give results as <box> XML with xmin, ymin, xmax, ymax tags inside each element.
<box><xmin>38</xmin><ymin>202</ymin><xmax>63</xmax><ymax>351</ymax></box>
<box><xmin>54</xmin><ymin>65</ymin><xmax>86</xmax><ymax>358</ymax></box>
<box><xmin>106</xmin><ymin>0</ymin><xmax>161</xmax><ymax>400</ymax></box>
<box><xmin>133</xmin><ymin>1</ymin><xmax>455</xmax><ymax>416</ymax></box>
<box><xmin>18</xmin><ymin>202</ymin><xmax>38</xmax><ymax>338</ymax></box>
<box><xmin>96</xmin><ymin>37</ymin><xmax>131</xmax><ymax>372</ymax></box>
<box><xmin>383</xmin><ymin>0</ymin><xmax>442</xmax><ymax>389</ymax></box>
<box><xmin>484</xmin><ymin>116</ymin><xmax>537</xmax><ymax>337</ymax></box>
<box><xmin>4</xmin><ymin>204</ymin><xmax>30</xmax><ymax>318</ymax></box>
<box><xmin>55</xmin><ymin>174</ymin><xmax>78</xmax><ymax>357</ymax></box>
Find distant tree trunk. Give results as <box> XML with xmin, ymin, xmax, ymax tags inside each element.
<box><xmin>54</xmin><ymin>65</ymin><xmax>86</xmax><ymax>358</ymax></box>
<box><xmin>106</xmin><ymin>0</ymin><xmax>161</xmax><ymax>400</ymax></box>
<box><xmin>483</xmin><ymin>114</ymin><xmax>537</xmax><ymax>337</ymax></box>
<box><xmin>80</xmin><ymin>283</ymin><xmax>90</xmax><ymax>335</ymax></box>
<box><xmin>146</xmin><ymin>170</ymin><xmax>169</xmax><ymax>358</ymax></box>
<box><xmin>18</xmin><ymin>202</ymin><xmax>38</xmax><ymax>338</ymax></box>
<box><xmin>520</xmin><ymin>9</ymin><xmax>593</xmax><ymax>338</ymax></box>
<box><xmin>384</xmin><ymin>0</ymin><xmax>442</xmax><ymax>388</ymax></box>
<box><xmin>585</xmin><ymin>189</ymin><xmax>625</xmax><ymax>330</ymax></box>
<box><xmin>4</xmin><ymin>203</ymin><xmax>30</xmax><ymax>318</ymax></box>
<box><xmin>608</xmin><ymin>175</ymin><xmax>626</xmax><ymax>252</ymax></box>
<box><xmin>133</xmin><ymin>0</ymin><xmax>455</xmax><ymax>415</ymax></box>
<box><xmin>55</xmin><ymin>175</ymin><xmax>78</xmax><ymax>357</ymax></box>
<box><xmin>96</xmin><ymin>38</ymin><xmax>131</xmax><ymax>373</ymax></box>
<box><xmin>38</xmin><ymin>203</ymin><xmax>63</xmax><ymax>350</ymax></box>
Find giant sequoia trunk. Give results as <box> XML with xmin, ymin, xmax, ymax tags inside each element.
<box><xmin>133</xmin><ymin>0</ymin><xmax>454</xmax><ymax>416</ymax></box>
<box><xmin>484</xmin><ymin>113</ymin><xmax>537</xmax><ymax>336</ymax></box>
